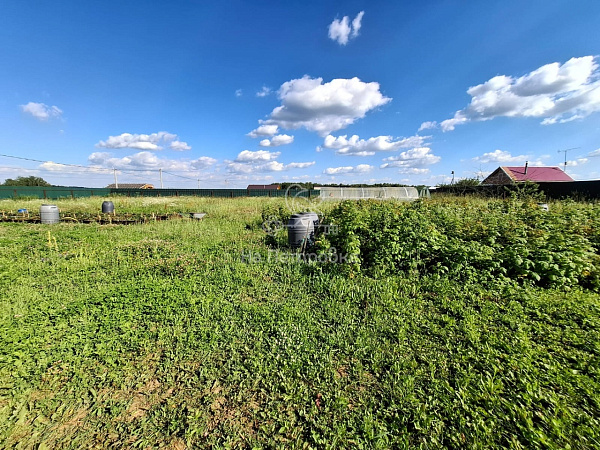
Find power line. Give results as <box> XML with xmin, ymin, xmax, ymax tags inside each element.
<box><xmin>0</xmin><ymin>153</ymin><xmax>111</xmax><ymax>171</ymax></box>
<box><xmin>0</xmin><ymin>153</ymin><xmax>149</xmax><ymax>173</ymax></box>
<box><xmin>0</xmin><ymin>152</ymin><xmax>222</xmax><ymax>185</ymax></box>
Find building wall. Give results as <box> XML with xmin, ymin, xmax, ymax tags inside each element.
<box><xmin>482</xmin><ymin>169</ymin><xmax>513</xmax><ymax>185</ymax></box>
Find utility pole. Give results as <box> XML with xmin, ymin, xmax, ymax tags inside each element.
<box><xmin>113</xmin><ymin>168</ymin><xmax>118</xmax><ymax>188</ymax></box>
<box><xmin>159</xmin><ymin>168</ymin><xmax>163</xmax><ymax>188</ymax></box>
<box><xmin>557</xmin><ymin>147</ymin><xmax>580</xmax><ymax>173</ymax></box>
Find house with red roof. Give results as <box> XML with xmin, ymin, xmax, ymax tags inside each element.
<box><xmin>482</xmin><ymin>164</ymin><xmax>574</xmax><ymax>185</ymax></box>
<box><xmin>247</xmin><ymin>184</ymin><xmax>281</xmax><ymax>190</ymax></box>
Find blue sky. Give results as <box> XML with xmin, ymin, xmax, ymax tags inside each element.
<box><xmin>1</xmin><ymin>0</ymin><xmax>599</xmax><ymax>188</ymax></box>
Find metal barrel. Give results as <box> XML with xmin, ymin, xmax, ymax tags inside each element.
<box><xmin>102</xmin><ymin>201</ymin><xmax>115</xmax><ymax>214</ymax></box>
<box><xmin>40</xmin><ymin>204</ymin><xmax>60</xmax><ymax>224</ymax></box>
<box><xmin>287</xmin><ymin>212</ymin><xmax>319</xmax><ymax>248</ymax></box>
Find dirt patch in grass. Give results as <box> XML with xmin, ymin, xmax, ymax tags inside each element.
<box><xmin>124</xmin><ymin>379</ymin><xmax>176</xmax><ymax>423</ymax></box>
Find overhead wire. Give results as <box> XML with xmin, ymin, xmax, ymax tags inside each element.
<box><xmin>0</xmin><ymin>153</ymin><xmax>223</xmax><ymax>186</ymax></box>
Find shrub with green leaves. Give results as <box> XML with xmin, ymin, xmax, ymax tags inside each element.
<box><xmin>322</xmin><ymin>198</ymin><xmax>600</xmax><ymax>289</ymax></box>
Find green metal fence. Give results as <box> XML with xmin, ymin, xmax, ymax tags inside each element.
<box><xmin>0</xmin><ymin>186</ymin><xmax>111</xmax><ymax>199</ymax></box>
<box><xmin>0</xmin><ymin>186</ymin><xmax>320</xmax><ymax>200</ymax></box>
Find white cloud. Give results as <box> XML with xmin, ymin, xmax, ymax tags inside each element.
<box><xmin>226</xmin><ymin>149</ymin><xmax>313</xmax><ymax>174</ymax></box>
<box><xmin>20</xmin><ymin>102</ymin><xmax>63</xmax><ymax>121</ymax></box>
<box><xmin>322</xmin><ymin>134</ymin><xmax>428</xmax><ymax>156</ymax></box>
<box><xmin>566</xmin><ymin>158</ymin><xmax>589</xmax><ymax>167</ymax></box>
<box><xmin>256</xmin><ymin>86</ymin><xmax>272</xmax><ymax>97</ymax></box>
<box><xmin>471</xmin><ymin>149</ymin><xmax>546</xmax><ymax>166</ymax></box>
<box><xmin>323</xmin><ymin>164</ymin><xmax>373</xmax><ymax>175</ymax></box>
<box><xmin>398</xmin><ymin>168</ymin><xmax>431</xmax><ymax>175</ymax></box>
<box><xmin>256</xmin><ymin>76</ymin><xmax>391</xmax><ymax>137</ymax></box>
<box><xmin>38</xmin><ymin>161</ymin><xmax>70</xmax><ymax>172</ymax></box>
<box><xmin>96</xmin><ymin>132</ymin><xmax>191</xmax><ymax>151</ymax></box>
<box><xmin>438</xmin><ymin>56</ymin><xmax>600</xmax><ymax>131</ymax></box>
<box><xmin>418</xmin><ymin>121</ymin><xmax>438</xmax><ymax>131</ymax></box>
<box><xmin>472</xmin><ymin>149</ymin><xmax>529</xmax><ymax>164</ymax></box>
<box><xmin>88</xmin><ymin>151</ymin><xmax>216</xmax><ymax>171</ymax></box>
<box><xmin>235</xmin><ymin>150</ymin><xmax>280</xmax><ymax>162</ymax></box>
<box><xmin>380</xmin><ymin>147</ymin><xmax>441</xmax><ymax>171</ymax></box>
<box><xmin>287</xmin><ymin>162</ymin><xmax>315</xmax><ymax>169</ymax></box>
<box><xmin>588</xmin><ymin>148</ymin><xmax>600</xmax><ymax>157</ymax></box>
<box><xmin>259</xmin><ymin>134</ymin><xmax>294</xmax><ymax>147</ymax></box>
<box><xmin>169</xmin><ymin>140</ymin><xmax>191</xmax><ymax>151</ymax></box>
<box><xmin>351</xmin><ymin>11</ymin><xmax>364</xmax><ymax>38</ymax></box>
<box><xmin>328</xmin><ymin>11</ymin><xmax>364</xmax><ymax>45</ymax></box>
<box><xmin>440</xmin><ymin>114</ymin><xmax>469</xmax><ymax>132</ymax></box>
<box><xmin>247</xmin><ymin>124</ymin><xmax>279</xmax><ymax>138</ymax></box>
<box><xmin>328</xmin><ymin>16</ymin><xmax>351</xmax><ymax>45</ymax></box>
<box><xmin>235</xmin><ymin>89</ymin><xmax>243</xmax><ymax>97</ymax></box>
<box><xmin>226</xmin><ymin>160</ymin><xmax>314</xmax><ymax>174</ymax></box>
<box><xmin>38</xmin><ymin>161</ymin><xmax>108</xmax><ymax>174</ymax></box>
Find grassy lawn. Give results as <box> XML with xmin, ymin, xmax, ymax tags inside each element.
<box><xmin>0</xmin><ymin>196</ymin><xmax>599</xmax><ymax>448</ymax></box>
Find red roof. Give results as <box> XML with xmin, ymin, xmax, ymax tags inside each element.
<box><xmin>502</xmin><ymin>166</ymin><xmax>574</xmax><ymax>182</ymax></box>
<box><xmin>247</xmin><ymin>184</ymin><xmax>281</xmax><ymax>190</ymax></box>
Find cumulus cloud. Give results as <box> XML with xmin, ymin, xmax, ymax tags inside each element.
<box><xmin>323</xmin><ymin>164</ymin><xmax>373</xmax><ymax>175</ymax></box>
<box><xmin>20</xmin><ymin>102</ymin><xmax>63</xmax><ymax>121</ymax></box>
<box><xmin>88</xmin><ymin>151</ymin><xmax>216</xmax><ymax>172</ymax></box>
<box><xmin>255</xmin><ymin>76</ymin><xmax>391</xmax><ymax>137</ymax></box>
<box><xmin>418</xmin><ymin>121</ymin><xmax>438</xmax><ymax>131</ymax></box>
<box><xmin>380</xmin><ymin>147</ymin><xmax>441</xmax><ymax>172</ymax></box>
<box><xmin>404</xmin><ymin>168</ymin><xmax>431</xmax><ymax>175</ymax></box>
<box><xmin>169</xmin><ymin>140</ymin><xmax>192</xmax><ymax>151</ymax></box>
<box><xmin>256</xmin><ymin>86</ymin><xmax>272</xmax><ymax>97</ymax></box>
<box><xmin>321</xmin><ymin>134</ymin><xmax>428</xmax><ymax>156</ymax></box>
<box><xmin>566</xmin><ymin>158</ymin><xmax>589</xmax><ymax>167</ymax></box>
<box><xmin>472</xmin><ymin>149</ymin><xmax>529</xmax><ymax>164</ymax></box>
<box><xmin>235</xmin><ymin>89</ymin><xmax>243</xmax><ymax>97</ymax></box>
<box><xmin>440</xmin><ymin>115</ymin><xmax>469</xmax><ymax>132</ymax></box>
<box><xmin>438</xmin><ymin>56</ymin><xmax>600</xmax><ymax>131</ymax></box>
<box><xmin>226</xmin><ymin>160</ymin><xmax>315</xmax><ymax>174</ymax></box>
<box><xmin>328</xmin><ymin>11</ymin><xmax>364</xmax><ymax>45</ymax></box>
<box><xmin>38</xmin><ymin>161</ymin><xmax>108</xmax><ymax>174</ymax></box>
<box><xmin>96</xmin><ymin>132</ymin><xmax>191</xmax><ymax>151</ymax></box>
<box><xmin>234</xmin><ymin>150</ymin><xmax>280</xmax><ymax>162</ymax></box>
<box><xmin>247</xmin><ymin>124</ymin><xmax>279</xmax><ymax>138</ymax></box>
<box><xmin>226</xmin><ymin>149</ymin><xmax>313</xmax><ymax>174</ymax></box>
<box><xmin>472</xmin><ymin>149</ymin><xmax>546</xmax><ymax>166</ymax></box>
<box><xmin>286</xmin><ymin>162</ymin><xmax>315</xmax><ymax>169</ymax></box>
<box><xmin>259</xmin><ymin>134</ymin><xmax>294</xmax><ymax>147</ymax></box>
<box><xmin>226</xmin><ymin>161</ymin><xmax>284</xmax><ymax>174</ymax></box>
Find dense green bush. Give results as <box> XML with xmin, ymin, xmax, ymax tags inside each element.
<box><xmin>320</xmin><ymin>198</ymin><xmax>600</xmax><ymax>290</ymax></box>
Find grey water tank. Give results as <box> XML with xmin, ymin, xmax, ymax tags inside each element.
<box><xmin>287</xmin><ymin>212</ymin><xmax>320</xmax><ymax>249</ymax></box>
<box><xmin>102</xmin><ymin>201</ymin><xmax>115</xmax><ymax>214</ymax></box>
<box><xmin>40</xmin><ymin>204</ymin><xmax>60</xmax><ymax>224</ymax></box>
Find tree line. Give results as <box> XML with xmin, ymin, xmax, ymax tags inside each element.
<box><xmin>1</xmin><ymin>176</ymin><xmax>52</xmax><ymax>186</ymax></box>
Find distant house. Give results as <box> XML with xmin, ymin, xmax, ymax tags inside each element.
<box><xmin>482</xmin><ymin>165</ymin><xmax>574</xmax><ymax>185</ymax></box>
<box><xmin>247</xmin><ymin>184</ymin><xmax>281</xmax><ymax>190</ymax></box>
<box><xmin>106</xmin><ymin>183</ymin><xmax>154</xmax><ymax>189</ymax></box>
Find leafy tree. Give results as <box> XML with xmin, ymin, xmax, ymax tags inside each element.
<box><xmin>454</xmin><ymin>177</ymin><xmax>481</xmax><ymax>187</ymax></box>
<box><xmin>437</xmin><ymin>177</ymin><xmax>480</xmax><ymax>188</ymax></box>
<box><xmin>1</xmin><ymin>176</ymin><xmax>52</xmax><ymax>186</ymax></box>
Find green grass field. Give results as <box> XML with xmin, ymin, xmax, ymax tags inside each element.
<box><xmin>1</xmin><ymin>196</ymin><xmax>599</xmax><ymax>449</ymax></box>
